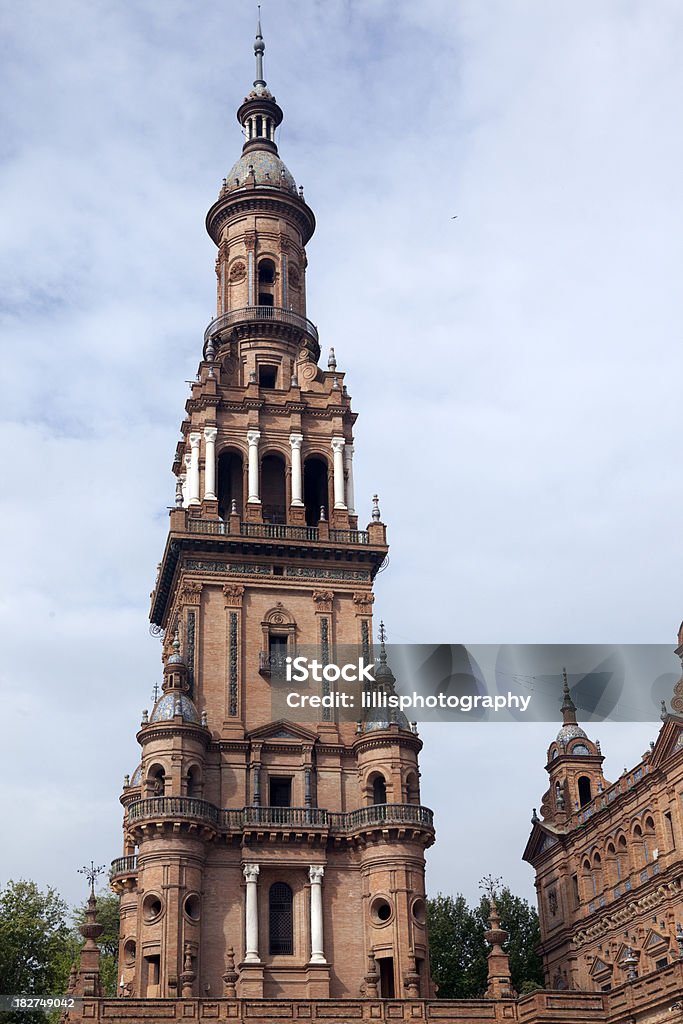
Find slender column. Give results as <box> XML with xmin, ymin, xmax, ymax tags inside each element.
<box><xmin>247</xmin><ymin>430</ymin><xmax>261</xmax><ymax>503</ymax></box>
<box><xmin>188</xmin><ymin>433</ymin><xmax>201</xmax><ymax>506</ymax></box>
<box><xmin>331</xmin><ymin>437</ymin><xmax>346</xmax><ymax>510</ymax></box>
<box><xmin>308</xmin><ymin>866</ymin><xmax>326</xmax><ymax>964</ymax></box>
<box><xmin>203</xmin><ymin>427</ymin><xmax>218</xmax><ymax>500</ymax></box>
<box><xmin>289</xmin><ymin>433</ymin><xmax>304</xmax><ymax>506</ymax></box>
<box><xmin>343</xmin><ymin>443</ymin><xmax>355</xmax><ymax>514</ymax></box>
<box><xmin>243</xmin><ymin>864</ymin><xmax>260</xmax><ymax>963</ymax></box>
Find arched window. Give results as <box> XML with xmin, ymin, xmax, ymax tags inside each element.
<box><xmin>405</xmin><ymin>772</ymin><xmax>419</xmax><ymax>804</ymax></box>
<box><xmin>617</xmin><ymin>834</ymin><xmax>629</xmax><ymax>878</ymax></box>
<box><xmin>258</xmin><ymin>258</ymin><xmax>276</xmax><ymax>306</ymax></box>
<box><xmin>372</xmin><ymin>774</ymin><xmax>387</xmax><ymax>805</ymax></box>
<box><xmin>146</xmin><ymin>765</ymin><xmax>166</xmax><ymax>798</ymax></box>
<box><xmin>217</xmin><ymin>449</ymin><xmax>244</xmax><ymax>520</ymax></box>
<box><xmin>261</xmin><ymin>453</ymin><xmax>286</xmax><ymax>524</ymax></box>
<box><xmin>303</xmin><ymin>456</ymin><xmax>329</xmax><ymax>526</ymax></box>
<box><xmin>582</xmin><ymin>859</ymin><xmax>595</xmax><ymax>898</ymax></box>
<box><xmin>269</xmin><ymin>882</ymin><xmax>293</xmax><ymax>955</ymax></box>
<box><xmin>578</xmin><ymin>776</ymin><xmax>592</xmax><ymax>807</ymax></box>
<box><xmin>592</xmin><ymin>853</ymin><xmax>603</xmax><ymax>893</ymax></box>
<box><xmin>186</xmin><ymin>766</ymin><xmax>201</xmax><ymax>799</ymax></box>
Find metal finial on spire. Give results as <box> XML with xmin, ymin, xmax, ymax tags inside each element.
<box><xmin>151</xmin><ymin>682</ymin><xmax>160</xmax><ymax>704</ymax></box>
<box><xmin>560</xmin><ymin>667</ymin><xmax>578</xmax><ymax>725</ymax></box>
<box><xmin>78</xmin><ymin>861</ymin><xmax>105</xmax><ymax>897</ymax></box>
<box><xmin>254</xmin><ymin>6</ymin><xmax>266</xmax><ymax>87</ymax></box>
<box><xmin>378</xmin><ymin>621</ymin><xmax>387</xmax><ymax>647</ymax></box>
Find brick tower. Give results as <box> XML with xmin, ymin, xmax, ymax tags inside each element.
<box><xmin>110</xmin><ymin>20</ymin><xmax>435</xmax><ymax>1003</ymax></box>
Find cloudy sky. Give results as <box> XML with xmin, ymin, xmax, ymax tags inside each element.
<box><xmin>1</xmin><ymin>0</ymin><xmax>682</xmax><ymax>912</ymax></box>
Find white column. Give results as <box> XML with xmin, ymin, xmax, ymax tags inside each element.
<box><xmin>203</xmin><ymin>427</ymin><xmax>218</xmax><ymax>500</ymax></box>
<box><xmin>343</xmin><ymin>443</ymin><xmax>355</xmax><ymax>514</ymax></box>
<box><xmin>243</xmin><ymin>863</ymin><xmax>260</xmax><ymax>963</ymax></box>
<box><xmin>289</xmin><ymin>433</ymin><xmax>304</xmax><ymax>506</ymax></box>
<box><xmin>182</xmin><ymin>455</ymin><xmax>190</xmax><ymax>508</ymax></box>
<box><xmin>308</xmin><ymin>865</ymin><xmax>326</xmax><ymax>964</ymax></box>
<box><xmin>247</xmin><ymin>430</ymin><xmax>261</xmax><ymax>503</ymax></box>
<box><xmin>188</xmin><ymin>433</ymin><xmax>201</xmax><ymax>506</ymax></box>
<box><xmin>331</xmin><ymin>437</ymin><xmax>346</xmax><ymax>510</ymax></box>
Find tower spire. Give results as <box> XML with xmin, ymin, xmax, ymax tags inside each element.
<box><xmin>560</xmin><ymin>667</ymin><xmax>578</xmax><ymax>726</ymax></box>
<box><xmin>254</xmin><ymin>7</ymin><xmax>266</xmax><ymax>88</ymax></box>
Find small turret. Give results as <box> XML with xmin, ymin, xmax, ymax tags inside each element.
<box><xmin>540</xmin><ymin>670</ymin><xmax>608</xmax><ymax>821</ymax></box>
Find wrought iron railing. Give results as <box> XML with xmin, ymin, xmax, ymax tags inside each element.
<box><xmin>127</xmin><ymin>799</ymin><xmax>433</xmax><ymax>834</ymax></box>
<box><xmin>204</xmin><ymin>306</ymin><xmax>319</xmax><ymax>345</ymax></box>
<box><xmin>258</xmin><ymin>651</ymin><xmax>288</xmax><ymax>676</ymax></box>
<box><xmin>110</xmin><ymin>855</ymin><xmax>138</xmax><ymax>878</ymax></box>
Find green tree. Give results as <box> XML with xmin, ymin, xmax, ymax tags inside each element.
<box><xmin>427</xmin><ymin>884</ymin><xmax>545</xmax><ymax>999</ymax></box>
<box><xmin>0</xmin><ymin>880</ymin><xmax>73</xmax><ymax>1023</ymax></box>
<box><xmin>426</xmin><ymin>893</ymin><xmax>487</xmax><ymax>998</ymax></box>
<box><xmin>473</xmin><ymin>888</ymin><xmax>544</xmax><ymax>994</ymax></box>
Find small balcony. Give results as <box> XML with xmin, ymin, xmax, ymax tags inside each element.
<box><xmin>258</xmin><ymin>650</ymin><xmax>288</xmax><ymax>677</ymax></box>
<box><xmin>204</xmin><ymin>306</ymin><xmax>319</xmax><ymax>350</ymax></box>
<box><xmin>110</xmin><ymin>854</ymin><xmax>138</xmax><ymax>879</ymax></box>
<box><xmin>127</xmin><ymin>796</ymin><xmax>220</xmax><ymax>829</ymax></box>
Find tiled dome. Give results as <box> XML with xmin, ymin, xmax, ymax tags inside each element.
<box><xmin>557</xmin><ymin>723</ymin><xmax>588</xmax><ymax>744</ymax></box>
<box><xmin>226</xmin><ymin>149</ymin><xmax>296</xmax><ymax>192</ymax></box>
<box><xmin>150</xmin><ymin>693</ymin><xmax>200</xmax><ymax>724</ymax></box>
<box><xmin>130</xmin><ymin>764</ymin><xmax>142</xmax><ymax>786</ymax></box>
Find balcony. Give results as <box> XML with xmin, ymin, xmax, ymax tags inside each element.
<box><xmin>204</xmin><ymin>306</ymin><xmax>319</xmax><ymax>349</ymax></box>
<box><xmin>258</xmin><ymin>650</ymin><xmax>288</xmax><ymax>677</ymax></box>
<box><xmin>127</xmin><ymin>799</ymin><xmax>434</xmax><ymax>841</ymax></box>
<box><xmin>127</xmin><ymin>796</ymin><xmax>220</xmax><ymax>828</ymax></box>
<box><xmin>110</xmin><ymin>854</ymin><xmax>138</xmax><ymax>879</ymax></box>
<box><xmin>185</xmin><ymin>520</ymin><xmax>370</xmax><ymax>545</ymax></box>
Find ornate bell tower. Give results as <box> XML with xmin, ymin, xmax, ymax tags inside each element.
<box><xmin>110</xmin><ymin>19</ymin><xmax>435</xmax><ymax>1004</ymax></box>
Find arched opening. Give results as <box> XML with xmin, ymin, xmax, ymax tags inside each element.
<box><xmin>606</xmin><ymin>843</ymin><xmax>618</xmax><ymax>884</ymax></box>
<box><xmin>581</xmin><ymin>859</ymin><xmax>594</xmax><ymax>898</ymax></box>
<box><xmin>258</xmin><ymin>258</ymin><xmax>276</xmax><ymax>306</ymax></box>
<box><xmin>186</xmin><ymin>765</ymin><xmax>202</xmax><ymax>799</ymax></box>
<box><xmin>617</xmin><ymin>834</ymin><xmax>629</xmax><ymax>878</ymax></box>
<box><xmin>592</xmin><ymin>853</ymin><xmax>603</xmax><ymax>893</ymax></box>
<box><xmin>633</xmin><ymin>824</ymin><xmax>646</xmax><ymax>865</ymax></box>
<box><xmin>554</xmin><ymin>781</ymin><xmax>566</xmax><ymax>811</ymax></box>
<box><xmin>261</xmin><ymin>453</ymin><xmax>286</xmax><ymax>524</ymax></box>
<box><xmin>217</xmin><ymin>449</ymin><xmax>244</xmax><ymax>521</ymax></box>
<box><xmin>303</xmin><ymin>456</ymin><xmax>329</xmax><ymax>526</ymax></box>
<box><xmin>372</xmin><ymin>774</ymin><xmax>387</xmax><ymax>805</ymax></box>
<box><xmin>578</xmin><ymin>776</ymin><xmax>592</xmax><ymax>807</ymax></box>
<box><xmin>146</xmin><ymin>765</ymin><xmax>166</xmax><ymax>798</ymax></box>
<box><xmin>405</xmin><ymin>771</ymin><xmax>419</xmax><ymax>804</ymax></box>
<box><xmin>269</xmin><ymin>882</ymin><xmax>293</xmax><ymax>955</ymax></box>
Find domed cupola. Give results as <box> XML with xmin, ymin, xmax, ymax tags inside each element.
<box><xmin>222</xmin><ymin>14</ymin><xmax>298</xmax><ymax>195</ymax></box>
<box><xmin>150</xmin><ymin>692</ymin><xmax>200</xmax><ymax>725</ymax></box>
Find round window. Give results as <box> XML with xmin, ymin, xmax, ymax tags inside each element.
<box><xmin>142</xmin><ymin>893</ymin><xmax>163</xmax><ymax>922</ymax></box>
<box><xmin>184</xmin><ymin>894</ymin><xmax>201</xmax><ymax>922</ymax></box>
<box><xmin>412</xmin><ymin>898</ymin><xmax>427</xmax><ymax>925</ymax></box>
<box><xmin>370</xmin><ymin>896</ymin><xmax>393</xmax><ymax>925</ymax></box>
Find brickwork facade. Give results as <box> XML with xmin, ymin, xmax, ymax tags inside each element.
<box><xmin>108</xmin><ymin>24</ymin><xmax>433</xmax><ymax>1007</ymax></box>
<box><xmin>67</xmin><ymin>23</ymin><xmax>683</xmax><ymax>1024</ymax></box>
